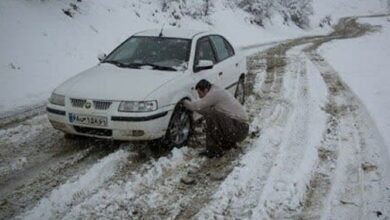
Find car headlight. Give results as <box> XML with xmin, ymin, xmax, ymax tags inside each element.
<box><xmin>118</xmin><ymin>101</ymin><xmax>158</xmax><ymax>112</ymax></box>
<box><xmin>49</xmin><ymin>93</ymin><xmax>65</xmax><ymax>106</ymax></box>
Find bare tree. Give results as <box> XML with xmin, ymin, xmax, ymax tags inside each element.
<box><xmin>159</xmin><ymin>0</ymin><xmax>313</xmax><ymax>28</ymax></box>
<box><xmin>236</xmin><ymin>0</ymin><xmax>313</xmax><ymax>28</ymax></box>
<box><xmin>278</xmin><ymin>0</ymin><xmax>313</xmax><ymax>28</ymax></box>
<box><xmin>237</xmin><ymin>0</ymin><xmax>274</xmax><ymax>26</ymax></box>
<box><xmin>203</xmin><ymin>0</ymin><xmax>214</xmax><ymax>16</ymax></box>
<box><xmin>161</xmin><ymin>0</ymin><xmax>181</xmax><ymax>12</ymax></box>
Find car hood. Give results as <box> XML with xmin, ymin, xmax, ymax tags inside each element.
<box><xmin>55</xmin><ymin>63</ymin><xmax>182</xmax><ymax>101</ymax></box>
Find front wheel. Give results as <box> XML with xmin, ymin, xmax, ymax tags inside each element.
<box><xmin>64</xmin><ymin>133</ymin><xmax>80</xmax><ymax>139</ymax></box>
<box><xmin>234</xmin><ymin>77</ymin><xmax>246</xmax><ymax>105</ymax></box>
<box><xmin>164</xmin><ymin>104</ymin><xmax>192</xmax><ymax>148</ymax></box>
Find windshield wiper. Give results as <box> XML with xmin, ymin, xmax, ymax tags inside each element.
<box><xmin>125</xmin><ymin>63</ymin><xmax>177</xmax><ymax>71</ymax></box>
<box><xmin>103</xmin><ymin>61</ymin><xmax>177</xmax><ymax>71</ymax></box>
<box><xmin>102</xmin><ymin>60</ymin><xmax>126</xmax><ymax>67</ymax></box>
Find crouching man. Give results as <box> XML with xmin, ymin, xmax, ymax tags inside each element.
<box><xmin>183</xmin><ymin>79</ymin><xmax>249</xmax><ymax>158</ymax></box>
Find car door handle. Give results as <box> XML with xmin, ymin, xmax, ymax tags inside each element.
<box><xmin>236</xmin><ymin>63</ymin><xmax>239</xmax><ymax>67</ymax></box>
<box><xmin>219</xmin><ymin>72</ymin><xmax>223</xmax><ymax>76</ymax></box>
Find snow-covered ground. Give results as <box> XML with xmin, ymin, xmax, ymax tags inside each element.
<box><xmin>8</xmin><ymin>18</ymin><xmax>390</xmax><ymax>217</ymax></box>
<box><xmin>1</xmin><ymin>0</ymin><xmax>390</xmax><ymax>219</ymax></box>
<box><xmin>319</xmin><ymin>16</ymin><xmax>390</xmax><ymax>157</ymax></box>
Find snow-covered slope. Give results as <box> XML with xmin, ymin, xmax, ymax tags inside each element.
<box><xmin>0</xmin><ymin>0</ymin><xmax>154</xmax><ymax>115</ymax></box>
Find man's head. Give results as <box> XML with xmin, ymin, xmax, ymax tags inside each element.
<box><xmin>195</xmin><ymin>79</ymin><xmax>212</xmax><ymax>98</ymax></box>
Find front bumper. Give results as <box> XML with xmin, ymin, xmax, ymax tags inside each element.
<box><xmin>46</xmin><ymin>103</ymin><xmax>174</xmax><ymax>141</ymax></box>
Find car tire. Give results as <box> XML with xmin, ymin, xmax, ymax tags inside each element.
<box><xmin>64</xmin><ymin>133</ymin><xmax>84</xmax><ymax>140</ymax></box>
<box><xmin>234</xmin><ymin>77</ymin><xmax>246</xmax><ymax>105</ymax></box>
<box><xmin>64</xmin><ymin>133</ymin><xmax>77</xmax><ymax>139</ymax></box>
<box><xmin>164</xmin><ymin>103</ymin><xmax>192</xmax><ymax>148</ymax></box>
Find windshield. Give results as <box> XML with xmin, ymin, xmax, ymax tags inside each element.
<box><xmin>103</xmin><ymin>36</ymin><xmax>191</xmax><ymax>71</ymax></box>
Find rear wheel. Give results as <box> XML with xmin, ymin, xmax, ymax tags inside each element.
<box><xmin>164</xmin><ymin>104</ymin><xmax>192</xmax><ymax>148</ymax></box>
<box><xmin>234</xmin><ymin>77</ymin><xmax>246</xmax><ymax>104</ymax></box>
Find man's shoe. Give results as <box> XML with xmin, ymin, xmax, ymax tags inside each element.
<box><xmin>199</xmin><ymin>150</ymin><xmax>210</xmax><ymax>157</ymax></box>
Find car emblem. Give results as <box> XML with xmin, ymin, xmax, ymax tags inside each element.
<box><xmin>85</xmin><ymin>101</ymin><xmax>92</xmax><ymax>109</ymax></box>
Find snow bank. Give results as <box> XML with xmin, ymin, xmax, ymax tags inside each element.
<box><xmin>318</xmin><ymin>17</ymin><xmax>390</xmax><ymax>157</ymax></box>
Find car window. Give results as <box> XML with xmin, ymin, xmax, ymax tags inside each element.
<box><xmin>195</xmin><ymin>37</ymin><xmax>216</xmax><ymax>65</ymax></box>
<box><xmin>104</xmin><ymin>36</ymin><xmax>191</xmax><ymax>71</ymax></box>
<box><xmin>108</xmin><ymin>38</ymin><xmax>139</xmax><ymax>61</ymax></box>
<box><xmin>224</xmin><ymin>38</ymin><xmax>235</xmax><ymax>57</ymax></box>
<box><xmin>209</xmin><ymin>35</ymin><xmax>231</xmax><ymax>62</ymax></box>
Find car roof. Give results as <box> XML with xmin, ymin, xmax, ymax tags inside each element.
<box><xmin>134</xmin><ymin>28</ymin><xmax>211</xmax><ymax>39</ymax></box>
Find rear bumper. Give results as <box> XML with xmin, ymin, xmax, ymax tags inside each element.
<box><xmin>46</xmin><ymin>105</ymin><xmax>173</xmax><ymax>141</ymax></box>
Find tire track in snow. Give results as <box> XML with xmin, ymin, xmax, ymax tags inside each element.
<box><xmin>297</xmin><ymin>15</ymin><xmax>390</xmax><ymax>219</ymax></box>
<box><xmin>17</xmin><ymin>149</ymin><xmax>130</xmax><ymax>220</ymax></box>
<box><xmin>183</xmin><ymin>47</ymin><xmax>294</xmax><ymax>219</ymax></box>
<box><xmin>251</xmin><ymin>49</ymin><xmax>328</xmax><ymax>219</ymax></box>
<box><xmin>194</xmin><ymin>44</ymin><xmax>328</xmax><ymax>219</ymax></box>
<box><xmin>60</xmin><ymin>147</ymin><xmax>202</xmax><ymax>220</ymax></box>
<box><xmin>301</xmin><ymin>50</ymin><xmax>390</xmax><ymax>219</ymax></box>
<box><xmin>193</xmin><ymin>43</ymin><xmax>308</xmax><ymax>219</ymax></box>
<box><xmin>0</xmin><ymin>115</ymin><xmax>123</xmax><ymax>220</ymax></box>
<box><xmin>10</xmin><ymin>133</ymin><xmax>201</xmax><ymax>220</ymax></box>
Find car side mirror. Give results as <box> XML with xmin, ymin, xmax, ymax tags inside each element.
<box><xmin>97</xmin><ymin>53</ymin><xmax>106</xmax><ymax>62</ymax></box>
<box><xmin>195</xmin><ymin>60</ymin><xmax>213</xmax><ymax>72</ymax></box>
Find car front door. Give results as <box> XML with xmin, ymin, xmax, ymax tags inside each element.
<box><xmin>209</xmin><ymin>35</ymin><xmax>238</xmax><ymax>93</ymax></box>
<box><xmin>192</xmin><ymin>36</ymin><xmax>221</xmax><ymax>92</ymax></box>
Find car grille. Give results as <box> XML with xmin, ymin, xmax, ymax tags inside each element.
<box><xmin>70</xmin><ymin>98</ymin><xmax>86</xmax><ymax>108</ymax></box>
<box><xmin>74</xmin><ymin>126</ymin><xmax>112</xmax><ymax>137</ymax></box>
<box><xmin>70</xmin><ymin>98</ymin><xmax>112</xmax><ymax>110</ymax></box>
<box><xmin>93</xmin><ymin>101</ymin><xmax>112</xmax><ymax>110</ymax></box>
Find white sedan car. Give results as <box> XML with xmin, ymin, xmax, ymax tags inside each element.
<box><xmin>47</xmin><ymin>29</ymin><xmax>247</xmax><ymax>147</ymax></box>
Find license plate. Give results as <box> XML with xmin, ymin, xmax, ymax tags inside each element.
<box><xmin>68</xmin><ymin>113</ymin><xmax>108</xmax><ymax>127</ymax></box>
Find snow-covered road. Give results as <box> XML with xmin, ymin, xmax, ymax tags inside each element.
<box><xmin>1</xmin><ymin>14</ymin><xmax>390</xmax><ymax>220</ymax></box>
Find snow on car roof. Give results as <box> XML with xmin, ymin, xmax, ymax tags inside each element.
<box><xmin>134</xmin><ymin>28</ymin><xmax>209</xmax><ymax>39</ymax></box>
